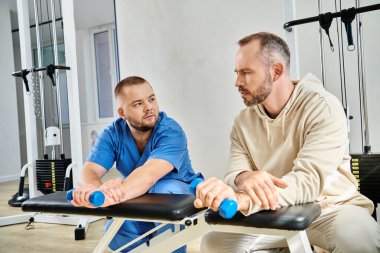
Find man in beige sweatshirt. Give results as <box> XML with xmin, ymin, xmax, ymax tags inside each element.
<box><xmin>194</xmin><ymin>32</ymin><xmax>380</xmax><ymax>253</ymax></box>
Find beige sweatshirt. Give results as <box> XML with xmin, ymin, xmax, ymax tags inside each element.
<box><xmin>225</xmin><ymin>73</ymin><xmax>374</xmax><ymax>216</ymax></box>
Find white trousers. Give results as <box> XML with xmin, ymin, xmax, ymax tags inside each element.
<box><xmin>201</xmin><ymin>205</ymin><xmax>380</xmax><ymax>253</ymax></box>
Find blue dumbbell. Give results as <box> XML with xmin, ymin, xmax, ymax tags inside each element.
<box><xmin>66</xmin><ymin>189</ymin><xmax>105</xmax><ymax>207</ymax></box>
<box><xmin>190</xmin><ymin>178</ymin><xmax>237</xmax><ymax>219</ymax></box>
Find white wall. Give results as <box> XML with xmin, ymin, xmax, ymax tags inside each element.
<box><xmin>76</xmin><ymin>27</ymin><xmax>115</xmax><ymax>161</ymax></box>
<box><xmin>115</xmin><ymin>0</ymin><xmax>285</xmax><ymax>178</ymax></box>
<box><xmin>0</xmin><ymin>5</ymin><xmax>21</xmax><ymax>182</ymax></box>
<box><xmin>290</xmin><ymin>0</ymin><xmax>380</xmax><ymax>153</ymax></box>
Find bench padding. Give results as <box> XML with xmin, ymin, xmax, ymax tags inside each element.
<box><xmin>21</xmin><ymin>192</ymin><xmax>202</xmax><ymax>221</ymax></box>
<box><xmin>22</xmin><ymin>192</ymin><xmax>321</xmax><ymax>231</ymax></box>
<box><xmin>205</xmin><ymin>203</ymin><xmax>321</xmax><ymax>230</ymax></box>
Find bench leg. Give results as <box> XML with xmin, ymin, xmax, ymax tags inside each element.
<box><xmin>286</xmin><ymin>230</ymin><xmax>312</xmax><ymax>253</ymax></box>
<box><xmin>142</xmin><ymin>216</ymin><xmax>211</xmax><ymax>253</ymax></box>
<box><xmin>128</xmin><ymin>228</ymin><xmax>175</xmax><ymax>252</ymax></box>
<box><xmin>114</xmin><ymin>222</ymin><xmax>168</xmax><ymax>252</ymax></box>
<box><xmin>93</xmin><ymin>218</ymin><xmax>124</xmax><ymax>253</ymax></box>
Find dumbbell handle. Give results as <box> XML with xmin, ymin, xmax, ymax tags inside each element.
<box><xmin>66</xmin><ymin>189</ymin><xmax>105</xmax><ymax>207</ymax></box>
<box><xmin>190</xmin><ymin>178</ymin><xmax>237</xmax><ymax>219</ymax></box>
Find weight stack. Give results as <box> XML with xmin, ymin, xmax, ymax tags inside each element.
<box><xmin>350</xmin><ymin>154</ymin><xmax>380</xmax><ymax>203</ymax></box>
<box><xmin>35</xmin><ymin>158</ymin><xmax>72</xmax><ymax>195</ymax></box>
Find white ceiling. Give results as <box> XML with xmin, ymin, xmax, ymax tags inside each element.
<box><xmin>74</xmin><ymin>0</ymin><xmax>115</xmax><ymax>30</ymax></box>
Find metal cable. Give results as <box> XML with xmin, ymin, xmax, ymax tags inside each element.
<box><xmin>334</xmin><ymin>0</ymin><xmax>347</xmax><ymax>111</ymax></box>
<box><xmin>46</xmin><ymin>0</ymin><xmax>54</xmax><ymax>60</ymax></box>
<box><xmin>58</xmin><ymin>0</ymin><xmax>64</xmax><ymax>45</ymax></box>
<box><xmin>354</xmin><ymin>0</ymin><xmax>365</xmax><ymax>152</ymax></box>
<box><xmin>339</xmin><ymin>0</ymin><xmax>349</xmax><ymax>113</ymax></box>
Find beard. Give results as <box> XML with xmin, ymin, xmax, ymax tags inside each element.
<box><xmin>241</xmin><ymin>70</ymin><xmax>273</xmax><ymax>107</ymax></box>
<box><xmin>126</xmin><ymin>114</ymin><xmax>156</xmax><ymax>132</ymax></box>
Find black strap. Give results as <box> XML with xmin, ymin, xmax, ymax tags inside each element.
<box><xmin>46</xmin><ymin>64</ymin><xmax>56</xmax><ymax>86</ymax></box>
<box><xmin>319</xmin><ymin>12</ymin><xmax>334</xmax><ymax>51</ymax></box>
<box><xmin>341</xmin><ymin>7</ymin><xmax>356</xmax><ymax>51</ymax></box>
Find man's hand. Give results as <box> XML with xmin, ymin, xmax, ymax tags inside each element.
<box><xmin>99</xmin><ymin>178</ymin><xmax>125</xmax><ymax>203</ymax></box>
<box><xmin>234</xmin><ymin>171</ymin><xmax>288</xmax><ymax>210</ymax></box>
<box><xmin>71</xmin><ymin>178</ymin><xmax>125</xmax><ymax>208</ymax></box>
<box><xmin>193</xmin><ymin>177</ymin><xmax>250</xmax><ymax>212</ymax></box>
<box><xmin>72</xmin><ymin>161</ymin><xmax>107</xmax><ymax>207</ymax></box>
<box><xmin>71</xmin><ymin>184</ymin><xmax>100</xmax><ymax>208</ymax></box>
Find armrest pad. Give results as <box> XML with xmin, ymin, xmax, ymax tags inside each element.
<box><xmin>205</xmin><ymin>203</ymin><xmax>321</xmax><ymax>230</ymax></box>
<box><xmin>22</xmin><ymin>192</ymin><xmax>203</xmax><ymax>221</ymax></box>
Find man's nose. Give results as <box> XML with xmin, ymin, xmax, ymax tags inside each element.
<box><xmin>235</xmin><ymin>75</ymin><xmax>244</xmax><ymax>87</ymax></box>
<box><xmin>145</xmin><ymin>102</ymin><xmax>153</xmax><ymax>111</ymax></box>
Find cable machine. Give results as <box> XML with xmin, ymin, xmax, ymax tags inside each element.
<box><xmin>0</xmin><ymin>0</ymin><xmax>98</xmax><ymax>240</ymax></box>
<box><xmin>283</xmin><ymin>2</ymin><xmax>380</xmax><ymax>220</ymax></box>
<box><xmin>9</xmin><ymin>0</ymin><xmax>72</xmax><ymax>206</ymax></box>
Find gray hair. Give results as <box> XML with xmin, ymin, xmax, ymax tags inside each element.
<box><xmin>238</xmin><ymin>32</ymin><xmax>290</xmax><ymax>73</ymax></box>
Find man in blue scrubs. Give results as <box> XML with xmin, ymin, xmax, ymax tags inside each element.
<box><xmin>71</xmin><ymin>76</ymin><xmax>202</xmax><ymax>252</ymax></box>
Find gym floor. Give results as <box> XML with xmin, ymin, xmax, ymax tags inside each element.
<box><xmin>0</xmin><ymin>172</ymin><xmax>202</xmax><ymax>253</ymax></box>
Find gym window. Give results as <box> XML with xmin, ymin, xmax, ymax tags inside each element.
<box><xmin>92</xmin><ymin>25</ymin><xmax>117</xmax><ymax>120</ymax></box>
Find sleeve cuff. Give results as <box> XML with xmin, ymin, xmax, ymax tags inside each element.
<box><xmin>225</xmin><ymin>170</ymin><xmax>251</xmax><ymax>192</ymax></box>
<box><xmin>237</xmin><ymin>191</ymin><xmax>264</xmax><ymax>216</ymax></box>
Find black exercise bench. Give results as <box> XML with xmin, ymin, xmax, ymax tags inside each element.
<box><xmin>22</xmin><ymin>192</ymin><xmax>321</xmax><ymax>253</ymax></box>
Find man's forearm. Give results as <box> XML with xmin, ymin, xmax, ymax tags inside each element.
<box><xmin>77</xmin><ymin>161</ymin><xmax>108</xmax><ymax>188</ymax></box>
<box><xmin>78</xmin><ymin>168</ymin><xmax>102</xmax><ymax>187</ymax></box>
<box><xmin>119</xmin><ymin>169</ymin><xmax>155</xmax><ymax>202</ymax></box>
<box><xmin>118</xmin><ymin>159</ymin><xmax>174</xmax><ymax>202</ymax></box>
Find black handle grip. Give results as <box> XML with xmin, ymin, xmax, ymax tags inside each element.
<box><xmin>345</xmin><ymin>23</ymin><xmax>354</xmax><ymax>47</ymax></box>
<box><xmin>12</xmin><ymin>69</ymin><xmax>30</xmax><ymax>93</ymax></box>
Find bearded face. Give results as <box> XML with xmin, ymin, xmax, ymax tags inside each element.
<box><xmin>239</xmin><ymin>69</ymin><xmax>273</xmax><ymax>106</ymax></box>
<box><xmin>117</xmin><ymin>82</ymin><xmax>159</xmax><ymax>132</ymax></box>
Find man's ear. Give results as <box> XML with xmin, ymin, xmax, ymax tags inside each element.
<box><xmin>117</xmin><ymin>106</ymin><xmax>126</xmax><ymax>120</ymax></box>
<box><xmin>271</xmin><ymin>62</ymin><xmax>284</xmax><ymax>82</ymax></box>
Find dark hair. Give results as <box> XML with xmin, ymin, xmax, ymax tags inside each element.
<box><xmin>114</xmin><ymin>76</ymin><xmax>150</xmax><ymax>97</ymax></box>
<box><xmin>238</xmin><ymin>32</ymin><xmax>290</xmax><ymax>72</ymax></box>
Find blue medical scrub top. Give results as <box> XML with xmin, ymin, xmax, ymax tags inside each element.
<box><xmin>87</xmin><ymin>112</ymin><xmax>202</xmax><ymax>183</ymax></box>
